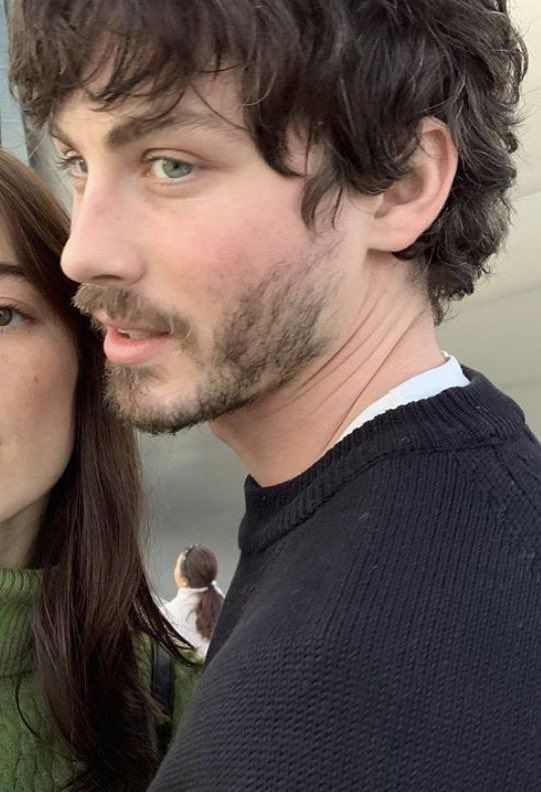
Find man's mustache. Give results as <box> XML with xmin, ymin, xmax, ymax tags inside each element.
<box><xmin>73</xmin><ymin>284</ymin><xmax>191</xmax><ymax>338</ymax></box>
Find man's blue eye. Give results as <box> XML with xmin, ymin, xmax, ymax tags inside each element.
<box><xmin>150</xmin><ymin>158</ymin><xmax>194</xmax><ymax>180</ymax></box>
<box><xmin>56</xmin><ymin>156</ymin><xmax>88</xmax><ymax>178</ymax></box>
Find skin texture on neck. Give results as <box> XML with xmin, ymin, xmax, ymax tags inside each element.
<box><xmin>0</xmin><ymin>498</ymin><xmax>45</xmax><ymax>569</ymax></box>
<box><xmin>210</xmin><ymin>254</ymin><xmax>442</xmax><ymax>486</ymax></box>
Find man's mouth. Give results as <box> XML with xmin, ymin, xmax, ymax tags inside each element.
<box><xmin>94</xmin><ymin>311</ymin><xmax>175</xmax><ymax>366</ymax></box>
<box><xmin>95</xmin><ymin>310</ymin><xmax>171</xmax><ymax>336</ymax></box>
<box><xmin>115</xmin><ymin>327</ymin><xmax>167</xmax><ymax>341</ymax></box>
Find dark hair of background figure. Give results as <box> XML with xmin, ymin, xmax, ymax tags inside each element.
<box><xmin>9</xmin><ymin>0</ymin><xmax>528</xmax><ymax>323</ymax></box>
<box><xmin>0</xmin><ymin>149</ymin><xmax>193</xmax><ymax>791</ymax></box>
<box><xmin>182</xmin><ymin>545</ymin><xmax>224</xmax><ymax>641</ymax></box>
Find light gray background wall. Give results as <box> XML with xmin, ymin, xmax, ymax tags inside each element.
<box><xmin>142</xmin><ymin>429</ymin><xmax>245</xmax><ymax>600</ymax></box>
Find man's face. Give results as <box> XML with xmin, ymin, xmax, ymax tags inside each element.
<box><xmin>55</xmin><ymin>75</ymin><xmax>375</xmax><ymax>433</ymax></box>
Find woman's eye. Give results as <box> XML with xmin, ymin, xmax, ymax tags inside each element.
<box><xmin>0</xmin><ymin>306</ymin><xmax>26</xmax><ymax>329</ymax></box>
<box><xmin>148</xmin><ymin>158</ymin><xmax>194</xmax><ymax>180</ymax></box>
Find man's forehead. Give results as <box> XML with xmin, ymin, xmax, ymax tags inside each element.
<box><xmin>50</xmin><ymin>76</ymin><xmax>246</xmax><ymax>146</ymax></box>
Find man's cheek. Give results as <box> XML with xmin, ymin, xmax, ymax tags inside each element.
<box><xmin>197</xmin><ymin>236</ymin><xmax>264</xmax><ymax>293</ymax></box>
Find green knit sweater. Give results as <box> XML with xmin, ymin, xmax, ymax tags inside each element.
<box><xmin>0</xmin><ymin>565</ymin><xmax>198</xmax><ymax>790</ymax></box>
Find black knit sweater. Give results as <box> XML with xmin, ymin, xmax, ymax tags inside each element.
<box><xmin>150</xmin><ymin>370</ymin><xmax>541</xmax><ymax>791</ymax></box>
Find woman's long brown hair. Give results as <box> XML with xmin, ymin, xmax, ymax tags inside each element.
<box><xmin>0</xmin><ymin>148</ymin><xmax>191</xmax><ymax>790</ymax></box>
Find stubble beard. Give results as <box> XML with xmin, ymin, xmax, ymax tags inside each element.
<box><xmin>102</xmin><ymin>245</ymin><xmax>341</xmax><ymax>435</ymax></box>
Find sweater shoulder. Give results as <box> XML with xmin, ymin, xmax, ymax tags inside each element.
<box><xmin>453</xmin><ymin>428</ymin><xmax>541</xmax><ymax>547</ymax></box>
<box><xmin>252</xmin><ymin>428</ymin><xmax>541</xmax><ymax>662</ymax></box>
<box><xmin>330</xmin><ymin>425</ymin><xmax>541</xmax><ymax>569</ymax></box>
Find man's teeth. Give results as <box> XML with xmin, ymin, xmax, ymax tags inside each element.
<box><xmin>117</xmin><ymin>328</ymin><xmax>155</xmax><ymax>340</ymax></box>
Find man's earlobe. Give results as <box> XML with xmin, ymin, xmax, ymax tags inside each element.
<box><xmin>368</xmin><ymin>119</ymin><xmax>459</xmax><ymax>253</ymax></box>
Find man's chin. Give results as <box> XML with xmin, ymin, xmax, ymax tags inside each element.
<box><xmin>103</xmin><ymin>362</ymin><xmax>190</xmax><ymax>433</ymax></box>
<box><xmin>104</xmin><ymin>387</ymin><xmax>201</xmax><ymax>435</ymax></box>
<box><xmin>103</xmin><ymin>376</ymin><xmax>254</xmax><ymax>435</ymax></box>
<box><xmin>102</xmin><ymin>348</ymin><xmax>299</xmax><ymax>433</ymax></box>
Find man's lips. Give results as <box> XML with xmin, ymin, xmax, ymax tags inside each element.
<box><xmin>94</xmin><ymin>311</ymin><xmax>171</xmax><ymax>337</ymax></box>
<box><xmin>94</xmin><ymin>311</ymin><xmax>174</xmax><ymax>365</ymax></box>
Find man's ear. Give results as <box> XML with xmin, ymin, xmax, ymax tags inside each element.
<box><xmin>367</xmin><ymin>118</ymin><xmax>459</xmax><ymax>253</ymax></box>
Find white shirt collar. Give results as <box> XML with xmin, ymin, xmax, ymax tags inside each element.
<box><xmin>339</xmin><ymin>354</ymin><xmax>469</xmax><ymax>443</ymax></box>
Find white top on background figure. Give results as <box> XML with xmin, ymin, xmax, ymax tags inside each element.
<box><xmin>163</xmin><ymin>545</ymin><xmax>224</xmax><ymax>660</ymax></box>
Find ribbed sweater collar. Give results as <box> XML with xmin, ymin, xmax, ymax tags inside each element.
<box><xmin>239</xmin><ymin>369</ymin><xmax>525</xmax><ymax>555</ymax></box>
<box><xmin>0</xmin><ymin>565</ymin><xmax>40</xmax><ymax>676</ymax></box>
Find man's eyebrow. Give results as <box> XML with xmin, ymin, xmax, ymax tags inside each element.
<box><xmin>50</xmin><ymin>109</ymin><xmax>245</xmax><ymax>150</ymax></box>
<box><xmin>0</xmin><ymin>262</ymin><xmax>27</xmax><ymax>280</ymax></box>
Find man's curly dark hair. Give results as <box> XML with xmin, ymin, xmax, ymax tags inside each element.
<box><xmin>9</xmin><ymin>0</ymin><xmax>528</xmax><ymax>322</ymax></box>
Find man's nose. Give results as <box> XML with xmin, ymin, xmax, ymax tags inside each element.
<box><xmin>61</xmin><ymin>186</ymin><xmax>144</xmax><ymax>286</ymax></box>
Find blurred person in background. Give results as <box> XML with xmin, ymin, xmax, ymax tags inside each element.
<box><xmin>9</xmin><ymin>1</ymin><xmax>541</xmax><ymax>790</ymax></box>
<box><xmin>163</xmin><ymin>545</ymin><xmax>224</xmax><ymax>659</ymax></box>
<box><xmin>0</xmin><ymin>149</ymin><xmax>197</xmax><ymax>792</ymax></box>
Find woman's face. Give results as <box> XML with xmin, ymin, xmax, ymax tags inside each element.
<box><xmin>0</xmin><ymin>225</ymin><xmax>78</xmax><ymax>555</ymax></box>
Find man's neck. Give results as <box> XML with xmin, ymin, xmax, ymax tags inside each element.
<box><xmin>210</xmin><ymin>264</ymin><xmax>442</xmax><ymax>486</ymax></box>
